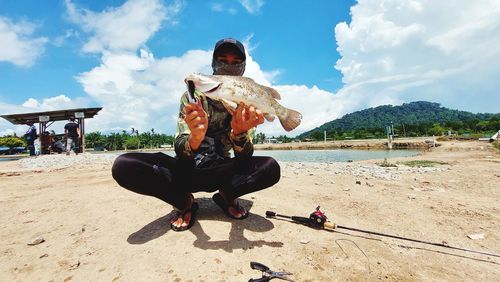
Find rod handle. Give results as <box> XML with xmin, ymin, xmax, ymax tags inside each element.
<box><xmin>291</xmin><ymin>216</ymin><xmax>310</xmax><ymax>224</ymax></box>
<box><xmin>323</xmin><ymin>221</ymin><xmax>336</xmax><ymax>230</ymax></box>
<box><xmin>265</xmin><ymin>211</ymin><xmax>276</xmax><ymax>217</ymax></box>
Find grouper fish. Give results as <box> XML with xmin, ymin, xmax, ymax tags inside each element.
<box><xmin>185</xmin><ymin>73</ymin><xmax>302</xmax><ymax>132</ymax></box>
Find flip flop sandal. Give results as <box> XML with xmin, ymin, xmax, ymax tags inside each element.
<box><xmin>170</xmin><ymin>202</ymin><xmax>199</xmax><ymax>232</ymax></box>
<box><xmin>212</xmin><ymin>193</ymin><xmax>249</xmax><ymax>220</ymax></box>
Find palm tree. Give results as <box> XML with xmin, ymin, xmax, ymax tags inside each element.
<box><xmin>150</xmin><ymin>128</ymin><xmax>156</xmax><ymax>148</ymax></box>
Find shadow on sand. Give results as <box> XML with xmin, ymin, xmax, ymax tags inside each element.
<box><xmin>127</xmin><ymin>197</ymin><xmax>283</xmax><ymax>252</ymax></box>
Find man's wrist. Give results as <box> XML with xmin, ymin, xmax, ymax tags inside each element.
<box><xmin>230</xmin><ymin>129</ymin><xmax>248</xmax><ymax>144</ymax></box>
<box><xmin>231</xmin><ymin>127</ymin><xmax>247</xmax><ymax>136</ymax></box>
<box><xmin>188</xmin><ymin>134</ymin><xmax>203</xmax><ymax>151</ymax></box>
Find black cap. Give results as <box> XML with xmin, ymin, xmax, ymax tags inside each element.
<box><xmin>213</xmin><ymin>38</ymin><xmax>246</xmax><ymax>61</ymax></box>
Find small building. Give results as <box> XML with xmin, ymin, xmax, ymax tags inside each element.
<box><xmin>1</xmin><ymin>107</ymin><xmax>102</xmax><ymax>154</ymax></box>
<box><xmin>265</xmin><ymin>138</ymin><xmax>278</xmax><ymax>144</ymax></box>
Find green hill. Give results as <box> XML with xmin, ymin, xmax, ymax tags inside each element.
<box><xmin>298</xmin><ymin>101</ymin><xmax>500</xmax><ymax>140</ymax></box>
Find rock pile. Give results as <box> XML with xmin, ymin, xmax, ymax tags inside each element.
<box><xmin>282</xmin><ymin>162</ymin><xmax>443</xmax><ymax>181</ymax></box>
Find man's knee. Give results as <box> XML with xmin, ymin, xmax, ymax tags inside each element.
<box><xmin>265</xmin><ymin>157</ymin><xmax>281</xmax><ymax>185</ymax></box>
<box><xmin>111</xmin><ymin>154</ymin><xmax>133</xmax><ymax>185</ymax></box>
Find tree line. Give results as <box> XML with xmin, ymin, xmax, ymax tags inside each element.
<box><xmin>85</xmin><ymin>128</ymin><xmax>175</xmax><ymax>150</ymax></box>
<box><xmin>306</xmin><ymin>118</ymin><xmax>500</xmax><ymax>141</ymax></box>
<box><xmin>0</xmin><ymin>128</ymin><xmax>175</xmax><ymax>151</ymax></box>
<box><xmin>299</xmin><ymin>101</ymin><xmax>500</xmax><ymax>141</ymax></box>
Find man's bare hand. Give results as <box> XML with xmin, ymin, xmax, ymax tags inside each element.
<box><xmin>184</xmin><ymin>100</ymin><xmax>208</xmax><ymax>151</ymax></box>
<box><xmin>231</xmin><ymin>103</ymin><xmax>265</xmax><ymax>135</ymax></box>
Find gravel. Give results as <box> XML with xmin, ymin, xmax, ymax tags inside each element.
<box><xmin>282</xmin><ymin>162</ymin><xmax>443</xmax><ymax>180</ymax></box>
<box><xmin>19</xmin><ymin>153</ymin><xmax>118</xmax><ymax>170</ymax></box>
<box><xmin>16</xmin><ymin>153</ymin><xmax>443</xmax><ymax>180</ymax></box>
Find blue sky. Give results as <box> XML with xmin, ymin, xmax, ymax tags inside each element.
<box><xmin>1</xmin><ymin>0</ymin><xmax>499</xmax><ymax>137</ymax></box>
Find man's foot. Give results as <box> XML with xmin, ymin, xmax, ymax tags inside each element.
<box><xmin>170</xmin><ymin>195</ymin><xmax>198</xmax><ymax>232</ymax></box>
<box><xmin>212</xmin><ymin>192</ymin><xmax>248</xmax><ymax>219</ymax></box>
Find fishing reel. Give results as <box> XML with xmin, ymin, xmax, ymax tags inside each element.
<box><xmin>308</xmin><ymin>206</ymin><xmax>328</xmax><ymax>229</ymax></box>
<box><xmin>266</xmin><ymin>206</ymin><xmax>336</xmax><ymax>231</ymax></box>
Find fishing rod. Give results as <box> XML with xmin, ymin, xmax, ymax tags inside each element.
<box><xmin>265</xmin><ymin>206</ymin><xmax>500</xmax><ymax>259</ymax></box>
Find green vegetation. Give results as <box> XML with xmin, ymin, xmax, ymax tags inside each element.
<box><xmin>493</xmin><ymin>141</ymin><xmax>500</xmax><ymax>151</ymax></box>
<box><xmin>378</xmin><ymin>158</ymin><xmax>397</xmax><ymax>167</ymax></box>
<box><xmin>377</xmin><ymin>159</ymin><xmax>449</xmax><ymax>168</ymax></box>
<box><xmin>298</xmin><ymin>101</ymin><xmax>500</xmax><ymax>141</ymax></box>
<box><xmin>401</xmin><ymin>160</ymin><xmax>448</xmax><ymax>167</ymax></box>
<box><xmin>84</xmin><ymin>129</ymin><xmax>174</xmax><ymax>151</ymax></box>
<box><xmin>0</xmin><ymin>136</ymin><xmax>25</xmax><ymax>148</ymax></box>
<box><xmin>254</xmin><ymin>132</ymin><xmax>266</xmax><ymax>144</ymax></box>
<box><xmin>253</xmin><ymin>132</ymin><xmax>295</xmax><ymax>144</ymax></box>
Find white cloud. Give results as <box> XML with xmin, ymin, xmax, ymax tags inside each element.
<box><xmin>3</xmin><ymin>95</ymin><xmax>89</xmax><ymax>115</ymax></box>
<box><xmin>0</xmin><ymin>17</ymin><xmax>48</xmax><ymax>67</ymax></box>
<box><xmin>238</xmin><ymin>0</ymin><xmax>264</xmax><ymax>14</ymax></box>
<box><xmin>76</xmin><ymin>49</ymin><xmax>213</xmax><ymax>134</ymax></box>
<box><xmin>334</xmin><ymin>0</ymin><xmax>500</xmax><ymax>113</ymax></box>
<box><xmin>53</xmin><ymin>29</ymin><xmax>77</xmax><ymax>47</ymax></box>
<box><xmin>210</xmin><ymin>3</ymin><xmax>238</xmax><ymax>15</ymax></box>
<box><xmin>254</xmin><ymin>85</ymin><xmax>339</xmax><ymax>137</ymax></box>
<box><xmin>0</xmin><ymin>95</ymin><xmax>91</xmax><ymax>136</ymax></box>
<box><xmin>64</xmin><ymin>0</ymin><xmax>183</xmax><ymax>53</ymax></box>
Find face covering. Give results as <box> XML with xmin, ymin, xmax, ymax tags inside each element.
<box><xmin>212</xmin><ymin>60</ymin><xmax>246</xmax><ymax>76</ymax></box>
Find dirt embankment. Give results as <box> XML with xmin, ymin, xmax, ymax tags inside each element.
<box><xmin>255</xmin><ymin>137</ymin><xmax>435</xmax><ymax>150</ymax></box>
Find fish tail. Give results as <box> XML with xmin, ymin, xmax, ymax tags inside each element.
<box><xmin>279</xmin><ymin>108</ymin><xmax>302</xmax><ymax>131</ymax></box>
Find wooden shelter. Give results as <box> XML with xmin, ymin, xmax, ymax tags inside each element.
<box><xmin>1</xmin><ymin>107</ymin><xmax>102</xmax><ymax>154</ymax></box>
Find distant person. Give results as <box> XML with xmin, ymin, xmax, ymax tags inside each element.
<box><xmin>64</xmin><ymin>117</ymin><xmax>80</xmax><ymax>155</ymax></box>
<box><xmin>52</xmin><ymin>136</ymin><xmax>65</xmax><ymax>154</ymax></box>
<box><xmin>112</xmin><ymin>38</ymin><xmax>280</xmax><ymax>232</ymax></box>
<box><xmin>24</xmin><ymin>122</ymin><xmax>37</xmax><ymax>156</ymax></box>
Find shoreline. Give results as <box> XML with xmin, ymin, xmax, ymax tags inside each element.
<box><xmin>255</xmin><ymin>137</ymin><xmax>434</xmax><ymax>150</ymax></box>
<box><xmin>0</xmin><ymin>137</ymin><xmax>450</xmax><ymax>159</ymax></box>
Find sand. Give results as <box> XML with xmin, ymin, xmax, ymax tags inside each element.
<box><xmin>0</xmin><ymin>141</ymin><xmax>499</xmax><ymax>281</ymax></box>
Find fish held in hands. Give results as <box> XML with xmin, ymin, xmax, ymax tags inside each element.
<box><xmin>185</xmin><ymin>73</ymin><xmax>302</xmax><ymax>131</ymax></box>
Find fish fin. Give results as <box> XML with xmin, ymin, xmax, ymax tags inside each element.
<box><xmin>264</xmin><ymin>86</ymin><xmax>281</xmax><ymax>100</ymax></box>
<box><xmin>221</xmin><ymin>98</ymin><xmax>237</xmax><ymax>114</ymax></box>
<box><xmin>238</xmin><ymin>77</ymin><xmax>257</xmax><ymax>84</ymax></box>
<box><xmin>264</xmin><ymin>113</ymin><xmax>275</xmax><ymax>122</ymax></box>
<box><xmin>238</xmin><ymin>77</ymin><xmax>282</xmax><ymax>100</ymax></box>
<box><xmin>279</xmin><ymin>108</ymin><xmax>302</xmax><ymax>131</ymax></box>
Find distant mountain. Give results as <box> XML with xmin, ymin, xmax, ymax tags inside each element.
<box><xmin>298</xmin><ymin>101</ymin><xmax>499</xmax><ymax>139</ymax></box>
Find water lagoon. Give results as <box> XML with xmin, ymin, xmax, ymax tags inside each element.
<box><xmin>0</xmin><ymin>157</ymin><xmax>22</xmax><ymax>162</ymax></box>
<box><xmin>115</xmin><ymin>148</ymin><xmax>421</xmax><ymax>163</ymax></box>
<box><xmin>254</xmin><ymin>149</ymin><xmax>421</xmax><ymax>163</ymax></box>
<box><xmin>0</xmin><ymin>149</ymin><xmax>421</xmax><ymax>163</ymax></box>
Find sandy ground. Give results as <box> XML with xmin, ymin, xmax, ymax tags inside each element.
<box><xmin>0</xmin><ymin>141</ymin><xmax>499</xmax><ymax>281</ymax></box>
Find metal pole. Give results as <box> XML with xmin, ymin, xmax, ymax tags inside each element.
<box><xmin>80</xmin><ymin>118</ymin><xmax>85</xmax><ymax>153</ymax></box>
<box><xmin>38</xmin><ymin>122</ymin><xmax>42</xmax><ymax>155</ymax></box>
<box><xmin>40</xmin><ymin>122</ymin><xmax>47</xmax><ymax>155</ymax></box>
<box><xmin>391</xmin><ymin>121</ymin><xmax>394</xmax><ymax>141</ymax></box>
<box><xmin>387</xmin><ymin>125</ymin><xmax>392</xmax><ymax>149</ymax></box>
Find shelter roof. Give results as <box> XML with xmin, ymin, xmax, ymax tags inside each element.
<box><xmin>0</xmin><ymin>107</ymin><xmax>102</xmax><ymax>125</ymax></box>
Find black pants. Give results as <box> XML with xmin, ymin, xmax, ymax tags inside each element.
<box><xmin>111</xmin><ymin>152</ymin><xmax>280</xmax><ymax>210</ymax></box>
<box><xmin>27</xmin><ymin>143</ymin><xmax>35</xmax><ymax>156</ymax></box>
